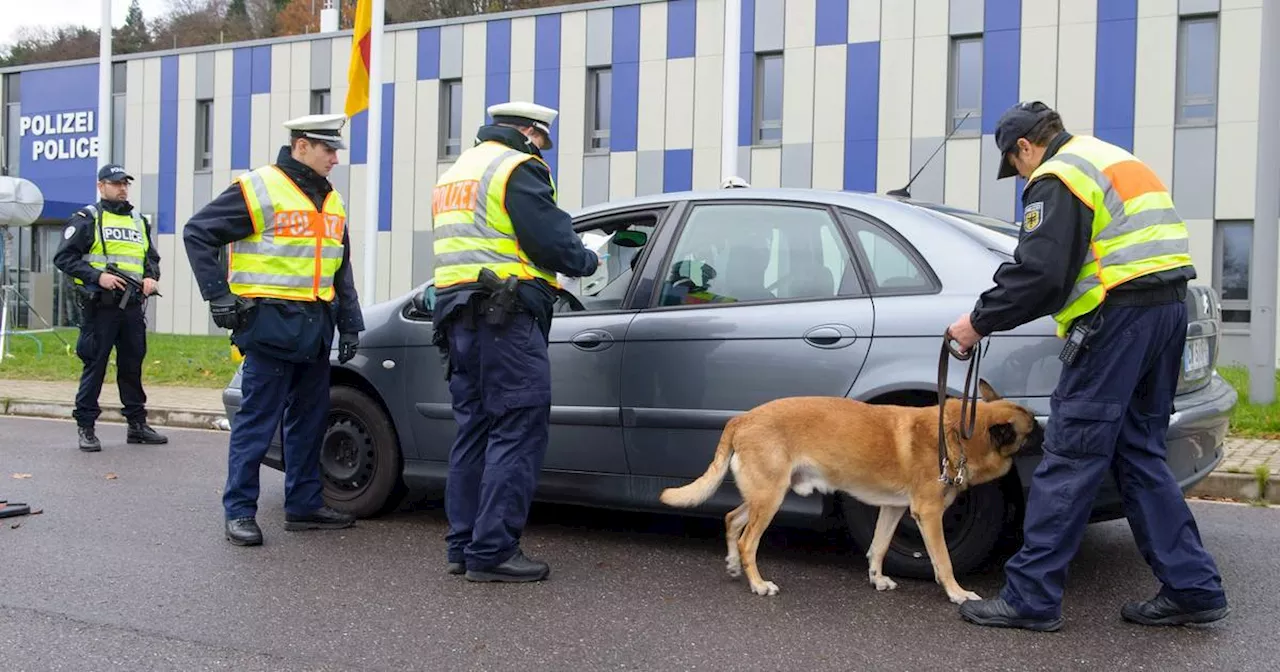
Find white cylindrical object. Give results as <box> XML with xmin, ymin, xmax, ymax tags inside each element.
<box><xmin>321</xmin><ymin>4</ymin><xmax>339</xmax><ymax>33</ymax></box>
<box><xmin>98</xmin><ymin>0</ymin><xmax>113</xmax><ymax>186</ymax></box>
<box><xmin>720</xmin><ymin>0</ymin><xmax>741</xmax><ymax>184</ymax></box>
<box><xmin>0</xmin><ymin>176</ymin><xmax>46</xmax><ymax>227</ymax></box>
<box><xmin>362</xmin><ymin>0</ymin><xmax>385</xmax><ymax>305</ymax></box>
<box><xmin>1249</xmin><ymin>0</ymin><xmax>1280</xmax><ymax>402</ymax></box>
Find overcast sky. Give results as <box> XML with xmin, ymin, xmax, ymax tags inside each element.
<box><xmin>5</xmin><ymin>0</ymin><xmax>172</xmax><ymax>48</ymax></box>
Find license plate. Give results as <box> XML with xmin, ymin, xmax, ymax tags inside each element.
<box><xmin>1183</xmin><ymin>339</ymin><xmax>1210</xmax><ymax>375</ymax></box>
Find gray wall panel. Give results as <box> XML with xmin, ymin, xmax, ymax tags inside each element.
<box><xmin>140</xmin><ymin>173</ymin><xmax>159</xmax><ymax>216</ymax></box>
<box><xmin>196</xmin><ymin>52</ymin><xmax>215</xmax><ymax>99</ymax></box>
<box><xmin>413</xmin><ymin>230</ymin><xmax>435</xmax><ymax>287</ymax></box>
<box><xmin>440</xmin><ymin>26</ymin><xmax>465</xmax><ymax>79</ymax></box>
<box><xmin>582</xmin><ymin>154</ymin><xmax>611</xmax><ymax>206</ymax></box>
<box><xmin>755</xmin><ymin>0</ymin><xmax>786</xmax><ymax>52</ymax></box>
<box><xmin>586</xmin><ymin>9</ymin><xmax>613</xmax><ymax>67</ymax></box>
<box><xmin>192</xmin><ymin>173</ymin><xmax>213</xmax><ymax>212</ymax></box>
<box><xmin>780</xmin><ymin>144</ymin><xmax>813</xmax><ymax>187</ymax></box>
<box><xmin>1180</xmin><ymin>0</ymin><xmax>1220</xmax><ymax>15</ymax></box>
<box><xmin>909</xmin><ymin>137</ymin><xmax>947</xmax><ymax>204</ymax></box>
<box><xmin>1173</xmin><ymin>126</ymin><xmax>1217</xmax><ymax>220</ymax></box>
<box><xmin>738</xmin><ymin>147</ymin><xmax>752</xmax><ymax>182</ymax></box>
<box><xmin>329</xmin><ymin>165</ymin><xmax>351</xmax><ymax>202</ymax></box>
<box><xmin>950</xmin><ymin>0</ymin><xmax>984</xmax><ymax>35</ymax></box>
<box><xmin>636</xmin><ymin>150</ymin><xmax>664</xmax><ymax>195</ymax></box>
<box><xmin>978</xmin><ymin>135</ymin><xmax>1015</xmax><ymax>221</ymax></box>
<box><xmin>311</xmin><ymin>39</ymin><xmax>332</xmax><ymax>89</ymax></box>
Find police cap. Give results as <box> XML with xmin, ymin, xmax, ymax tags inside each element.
<box><xmin>994</xmin><ymin>101</ymin><xmax>1055</xmax><ymax>179</ymax></box>
<box><xmin>97</xmin><ymin>164</ymin><xmax>134</xmax><ymax>183</ymax></box>
<box><xmin>284</xmin><ymin>113</ymin><xmax>348</xmax><ymax>150</ymax></box>
<box><xmin>487</xmin><ymin>101</ymin><xmax>558</xmax><ymax>148</ymax></box>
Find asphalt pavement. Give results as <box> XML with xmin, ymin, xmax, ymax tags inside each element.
<box><xmin>2</xmin><ymin>416</ymin><xmax>1277</xmax><ymax>672</ymax></box>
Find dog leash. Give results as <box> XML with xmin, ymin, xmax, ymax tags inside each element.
<box><xmin>937</xmin><ymin>331</ymin><xmax>983</xmax><ymax>487</ymax></box>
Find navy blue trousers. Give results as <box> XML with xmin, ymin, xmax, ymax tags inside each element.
<box><xmin>74</xmin><ymin>300</ymin><xmax>148</xmax><ymax>427</ymax></box>
<box><xmin>223</xmin><ymin>350</ymin><xmax>329</xmax><ymax>520</ymax></box>
<box><xmin>444</xmin><ymin>312</ymin><xmax>551</xmax><ymax>570</ymax></box>
<box><xmin>1001</xmin><ymin>301</ymin><xmax>1227</xmax><ymax>619</ymax></box>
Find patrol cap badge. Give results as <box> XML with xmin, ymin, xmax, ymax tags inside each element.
<box><xmin>1023</xmin><ymin>201</ymin><xmax>1044</xmax><ymax>232</ymax></box>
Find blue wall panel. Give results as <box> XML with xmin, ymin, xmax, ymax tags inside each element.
<box><xmin>250</xmin><ymin>45</ymin><xmax>271</xmax><ymax>95</ymax></box>
<box><xmin>667</xmin><ymin>0</ymin><xmax>697</xmax><ymax>59</ymax></box>
<box><xmin>1094</xmin><ymin>0</ymin><xmax>1137</xmax><ymax>151</ymax></box>
<box><xmin>379</xmin><ymin>83</ymin><xmax>394</xmax><ymax>232</ymax></box>
<box><xmin>738</xmin><ymin>0</ymin><xmax>756</xmax><ymax>147</ymax></box>
<box><xmin>815</xmin><ymin>0</ymin><xmax>848</xmax><ymax>46</ymax></box>
<box><xmin>351</xmin><ymin>109</ymin><xmax>368</xmax><ymax>164</ymax></box>
<box><xmin>663</xmin><ymin>148</ymin><xmax>693</xmax><ymax>192</ymax></box>
<box><xmin>844</xmin><ymin>41</ymin><xmax>880</xmax><ymax>192</ymax></box>
<box><xmin>417</xmin><ymin>26</ymin><xmax>441</xmax><ymax>81</ymax></box>
<box><xmin>534</xmin><ymin>14</ymin><xmax>562</xmax><ymax>180</ymax></box>
<box><xmin>158</xmin><ymin>56</ymin><xmax>179</xmax><ymax>234</ymax></box>
<box><xmin>612</xmin><ymin>5</ymin><xmax>641</xmax><ymax>152</ymax></box>
<box><xmin>485</xmin><ymin>19</ymin><xmax>512</xmax><ymax>112</ymax></box>
<box><xmin>232</xmin><ymin>48</ymin><xmax>253</xmax><ymax>170</ymax></box>
<box><xmin>981</xmin><ymin>0</ymin><xmax>1021</xmax><ymax>134</ymax></box>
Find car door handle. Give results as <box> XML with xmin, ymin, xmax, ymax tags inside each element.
<box><xmin>803</xmin><ymin>324</ymin><xmax>857</xmax><ymax>349</ymax></box>
<box><xmin>571</xmin><ymin>329</ymin><xmax>614</xmax><ymax>351</ymax></box>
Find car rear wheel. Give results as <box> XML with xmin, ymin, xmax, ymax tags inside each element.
<box><xmin>320</xmin><ymin>385</ymin><xmax>405</xmax><ymax>518</ymax></box>
<box><xmin>840</xmin><ymin>481</ymin><xmax>1008</xmax><ymax>580</ymax></box>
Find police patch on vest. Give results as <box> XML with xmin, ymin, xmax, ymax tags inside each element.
<box><xmin>64</xmin><ymin>225</ymin><xmax>76</xmax><ymax>240</ymax></box>
<box><xmin>102</xmin><ymin>226</ymin><xmax>145</xmax><ymax>244</ymax></box>
<box><xmin>1023</xmin><ymin>201</ymin><xmax>1044</xmax><ymax>232</ymax></box>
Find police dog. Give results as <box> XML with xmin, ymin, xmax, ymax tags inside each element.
<box><xmin>659</xmin><ymin>380</ymin><xmax>1043</xmax><ymax>604</ymax></box>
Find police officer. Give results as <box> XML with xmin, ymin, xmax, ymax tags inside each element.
<box><xmin>947</xmin><ymin>102</ymin><xmax>1229</xmax><ymax>631</ymax></box>
<box><xmin>183</xmin><ymin>114</ymin><xmax>364</xmax><ymax>546</ymax></box>
<box><xmin>431</xmin><ymin>101</ymin><xmax>599</xmax><ymax>582</ymax></box>
<box><xmin>53</xmin><ymin>164</ymin><xmax>168</xmax><ymax>452</ymax></box>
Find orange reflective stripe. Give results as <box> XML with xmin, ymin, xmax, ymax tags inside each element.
<box><xmin>1103</xmin><ymin>159</ymin><xmax>1168</xmax><ymax>202</ymax></box>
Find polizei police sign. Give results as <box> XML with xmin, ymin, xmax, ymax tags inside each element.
<box><xmin>21</xmin><ymin>111</ymin><xmax>101</xmax><ymax>161</ymax></box>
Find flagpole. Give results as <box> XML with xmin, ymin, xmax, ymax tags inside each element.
<box><xmin>97</xmin><ymin>0</ymin><xmax>113</xmax><ymax>185</ymax></box>
<box><xmin>361</xmin><ymin>0</ymin><xmax>384</xmax><ymax>306</ymax></box>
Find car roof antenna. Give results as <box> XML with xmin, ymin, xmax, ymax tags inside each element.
<box><xmin>886</xmin><ymin>111</ymin><xmax>972</xmax><ymax>199</ymax></box>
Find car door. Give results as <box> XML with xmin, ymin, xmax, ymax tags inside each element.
<box><xmin>620</xmin><ymin>199</ymin><xmax>875</xmax><ymax>484</ymax></box>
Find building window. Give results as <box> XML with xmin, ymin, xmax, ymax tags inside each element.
<box><xmin>195</xmin><ymin>99</ymin><xmax>212</xmax><ymax>171</ymax></box>
<box><xmin>948</xmin><ymin>36</ymin><xmax>983</xmax><ymax>134</ymax></box>
<box><xmin>1176</xmin><ymin>15</ymin><xmax>1218</xmax><ymax>126</ymax></box>
<box><xmin>112</xmin><ymin>62</ymin><xmax>126</xmax><ymax>166</ymax></box>
<box><xmin>1214</xmin><ymin>220</ymin><xmax>1251</xmax><ymax>326</ymax></box>
<box><xmin>440</xmin><ymin>79</ymin><xmax>462</xmax><ymax>159</ymax></box>
<box><xmin>586</xmin><ymin>66</ymin><xmax>612</xmax><ymax>153</ymax></box>
<box><xmin>754</xmin><ymin>52</ymin><xmax>783</xmax><ymax>145</ymax></box>
<box><xmin>310</xmin><ymin>89</ymin><xmax>330</xmax><ymax>115</ymax></box>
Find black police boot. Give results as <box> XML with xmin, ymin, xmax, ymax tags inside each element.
<box><xmin>225</xmin><ymin>518</ymin><xmax>263</xmax><ymax>546</ymax></box>
<box><xmin>284</xmin><ymin>505</ymin><xmax>355</xmax><ymax>531</ymax></box>
<box><xmin>446</xmin><ymin>561</ymin><xmax>465</xmax><ymax>576</ymax></box>
<box><xmin>465</xmin><ymin>549</ymin><xmax>550</xmax><ymax>583</ymax></box>
<box><xmin>959</xmin><ymin>598</ymin><xmax>1063</xmax><ymax>632</ymax></box>
<box><xmin>78</xmin><ymin>425</ymin><xmax>102</xmax><ymax>452</ymax></box>
<box><xmin>127</xmin><ymin>421</ymin><xmax>168</xmax><ymax>445</ymax></box>
<box><xmin>1121</xmin><ymin>594</ymin><xmax>1230</xmax><ymax>626</ymax></box>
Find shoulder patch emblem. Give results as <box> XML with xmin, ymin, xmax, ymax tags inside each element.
<box><xmin>1023</xmin><ymin>201</ymin><xmax>1044</xmax><ymax>232</ymax></box>
<box><xmin>64</xmin><ymin>225</ymin><xmax>76</xmax><ymax>240</ymax></box>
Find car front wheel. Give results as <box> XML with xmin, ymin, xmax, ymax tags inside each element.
<box><xmin>320</xmin><ymin>385</ymin><xmax>405</xmax><ymax>518</ymax></box>
<box><xmin>840</xmin><ymin>481</ymin><xmax>1009</xmax><ymax>581</ymax></box>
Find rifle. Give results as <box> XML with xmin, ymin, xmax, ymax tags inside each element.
<box><xmin>103</xmin><ymin>262</ymin><xmax>160</xmax><ymax>309</ymax></box>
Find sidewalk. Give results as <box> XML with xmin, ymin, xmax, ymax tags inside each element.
<box><xmin>0</xmin><ymin>378</ymin><xmax>226</xmax><ymax>430</ymax></box>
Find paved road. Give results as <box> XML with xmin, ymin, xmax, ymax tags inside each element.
<box><xmin>2</xmin><ymin>416</ymin><xmax>1277</xmax><ymax>671</ymax></box>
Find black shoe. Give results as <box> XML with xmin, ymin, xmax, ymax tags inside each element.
<box><xmin>465</xmin><ymin>549</ymin><xmax>550</xmax><ymax>583</ymax></box>
<box><xmin>127</xmin><ymin>422</ymin><xmax>168</xmax><ymax>444</ymax></box>
<box><xmin>1121</xmin><ymin>594</ymin><xmax>1230</xmax><ymax>626</ymax></box>
<box><xmin>959</xmin><ymin>598</ymin><xmax>1063</xmax><ymax>632</ymax></box>
<box><xmin>78</xmin><ymin>426</ymin><xmax>101</xmax><ymax>452</ymax></box>
<box><xmin>447</xmin><ymin>561</ymin><xmax>465</xmax><ymax>575</ymax></box>
<box><xmin>284</xmin><ymin>506</ymin><xmax>355</xmax><ymax>531</ymax></box>
<box><xmin>226</xmin><ymin>518</ymin><xmax>263</xmax><ymax>546</ymax></box>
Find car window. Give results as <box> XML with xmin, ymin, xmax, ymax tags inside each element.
<box><xmin>656</xmin><ymin>203</ymin><xmax>858</xmax><ymax>307</ymax></box>
<box><xmin>846</xmin><ymin>218</ymin><xmax>934</xmax><ymax>294</ymax></box>
<box><xmin>569</xmin><ymin>222</ymin><xmax>656</xmax><ymax>311</ymax></box>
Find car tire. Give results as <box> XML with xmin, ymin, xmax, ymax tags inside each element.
<box><xmin>840</xmin><ymin>481</ymin><xmax>1008</xmax><ymax>581</ymax></box>
<box><xmin>320</xmin><ymin>385</ymin><xmax>405</xmax><ymax>518</ymax></box>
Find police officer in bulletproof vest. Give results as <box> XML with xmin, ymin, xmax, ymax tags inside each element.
<box><xmin>183</xmin><ymin>114</ymin><xmax>364</xmax><ymax>547</ymax></box>
<box><xmin>431</xmin><ymin>101</ymin><xmax>600</xmax><ymax>582</ymax></box>
<box><xmin>946</xmin><ymin>101</ymin><xmax>1229</xmax><ymax>632</ymax></box>
<box><xmin>53</xmin><ymin>164</ymin><xmax>168</xmax><ymax>452</ymax></box>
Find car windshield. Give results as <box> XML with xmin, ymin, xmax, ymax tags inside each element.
<box><xmin>906</xmin><ymin>200</ymin><xmax>1020</xmax><ymax>257</ymax></box>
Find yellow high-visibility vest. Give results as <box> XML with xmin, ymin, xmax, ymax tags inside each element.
<box><xmin>1025</xmin><ymin>135</ymin><xmax>1195</xmax><ymax>338</ymax></box>
<box><xmin>74</xmin><ymin>205</ymin><xmax>149</xmax><ymax>286</ymax></box>
<box><xmin>432</xmin><ymin>140</ymin><xmax>561</xmax><ymax>290</ymax></box>
<box><xmin>229</xmin><ymin>165</ymin><xmax>348</xmax><ymax>302</ymax></box>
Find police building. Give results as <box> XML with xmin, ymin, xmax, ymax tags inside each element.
<box><xmin>0</xmin><ymin>0</ymin><xmax>1272</xmax><ymax>365</ymax></box>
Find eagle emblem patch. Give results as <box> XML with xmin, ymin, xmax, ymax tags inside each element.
<box><xmin>1023</xmin><ymin>201</ymin><xmax>1044</xmax><ymax>233</ymax></box>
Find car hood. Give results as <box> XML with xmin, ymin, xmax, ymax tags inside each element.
<box><xmin>351</xmin><ymin>288</ymin><xmax>417</xmax><ymax>349</ymax></box>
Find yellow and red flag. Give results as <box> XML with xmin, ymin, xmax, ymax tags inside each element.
<box><xmin>344</xmin><ymin>0</ymin><xmax>373</xmax><ymax>117</ymax></box>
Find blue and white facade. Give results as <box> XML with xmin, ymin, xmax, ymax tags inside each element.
<box><xmin>0</xmin><ymin>0</ymin><xmax>1269</xmax><ymax>362</ymax></box>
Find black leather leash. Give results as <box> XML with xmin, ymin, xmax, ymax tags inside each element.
<box><xmin>937</xmin><ymin>332</ymin><xmax>983</xmax><ymax>487</ymax></box>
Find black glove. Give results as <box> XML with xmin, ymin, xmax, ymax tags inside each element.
<box><xmin>210</xmin><ymin>293</ymin><xmax>252</xmax><ymax>330</ymax></box>
<box><xmin>338</xmin><ymin>332</ymin><xmax>359</xmax><ymax>364</ymax></box>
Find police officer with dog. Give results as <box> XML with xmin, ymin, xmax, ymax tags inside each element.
<box><xmin>946</xmin><ymin>101</ymin><xmax>1229</xmax><ymax>631</ymax></box>
<box><xmin>431</xmin><ymin>101</ymin><xmax>600</xmax><ymax>582</ymax></box>
<box><xmin>183</xmin><ymin>114</ymin><xmax>364</xmax><ymax>547</ymax></box>
<box><xmin>53</xmin><ymin>164</ymin><xmax>168</xmax><ymax>452</ymax></box>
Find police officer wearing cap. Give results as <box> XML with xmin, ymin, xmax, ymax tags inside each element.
<box><xmin>53</xmin><ymin>164</ymin><xmax>168</xmax><ymax>452</ymax></box>
<box><xmin>946</xmin><ymin>101</ymin><xmax>1229</xmax><ymax>631</ymax></box>
<box><xmin>183</xmin><ymin>113</ymin><xmax>365</xmax><ymax>546</ymax></box>
<box><xmin>431</xmin><ymin>101</ymin><xmax>599</xmax><ymax>582</ymax></box>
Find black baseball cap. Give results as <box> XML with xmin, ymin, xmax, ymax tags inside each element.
<box><xmin>97</xmin><ymin>164</ymin><xmax>134</xmax><ymax>183</ymax></box>
<box><xmin>994</xmin><ymin>101</ymin><xmax>1055</xmax><ymax>179</ymax></box>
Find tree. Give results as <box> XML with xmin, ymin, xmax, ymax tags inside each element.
<box><xmin>274</xmin><ymin>0</ymin><xmax>320</xmax><ymax>35</ymax></box>
<box><xmin>115</xmin><ymin>0</ymin><xmax>154</xmax><ymax>54</ymax></box>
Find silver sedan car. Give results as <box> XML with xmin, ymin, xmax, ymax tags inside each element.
<box><xmin>222</xmin><ymin>187</ymin><xmax>1235</xmax><ymax>579</ymax></box>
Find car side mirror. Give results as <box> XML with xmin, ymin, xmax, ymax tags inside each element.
<box><xmin>613</xmin><ymin>230</ymin><xmax>648</xmax><ymax>247</ymax></box>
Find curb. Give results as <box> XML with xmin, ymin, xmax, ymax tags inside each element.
<box><xmin>1188</xmin><ymin>471</ymin><xmax>1279</xmax><ymax>505</ymax></box>
<box><xmin>0</xmin><ymin>398</ymin><xmax>227</xmax><ymax>431</ymax></box>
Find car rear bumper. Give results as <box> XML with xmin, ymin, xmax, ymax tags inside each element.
<box><xmin>1012</xmin><ymin>373</ymin><xmax>1236</xmax><ymax>522</ymax></box>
